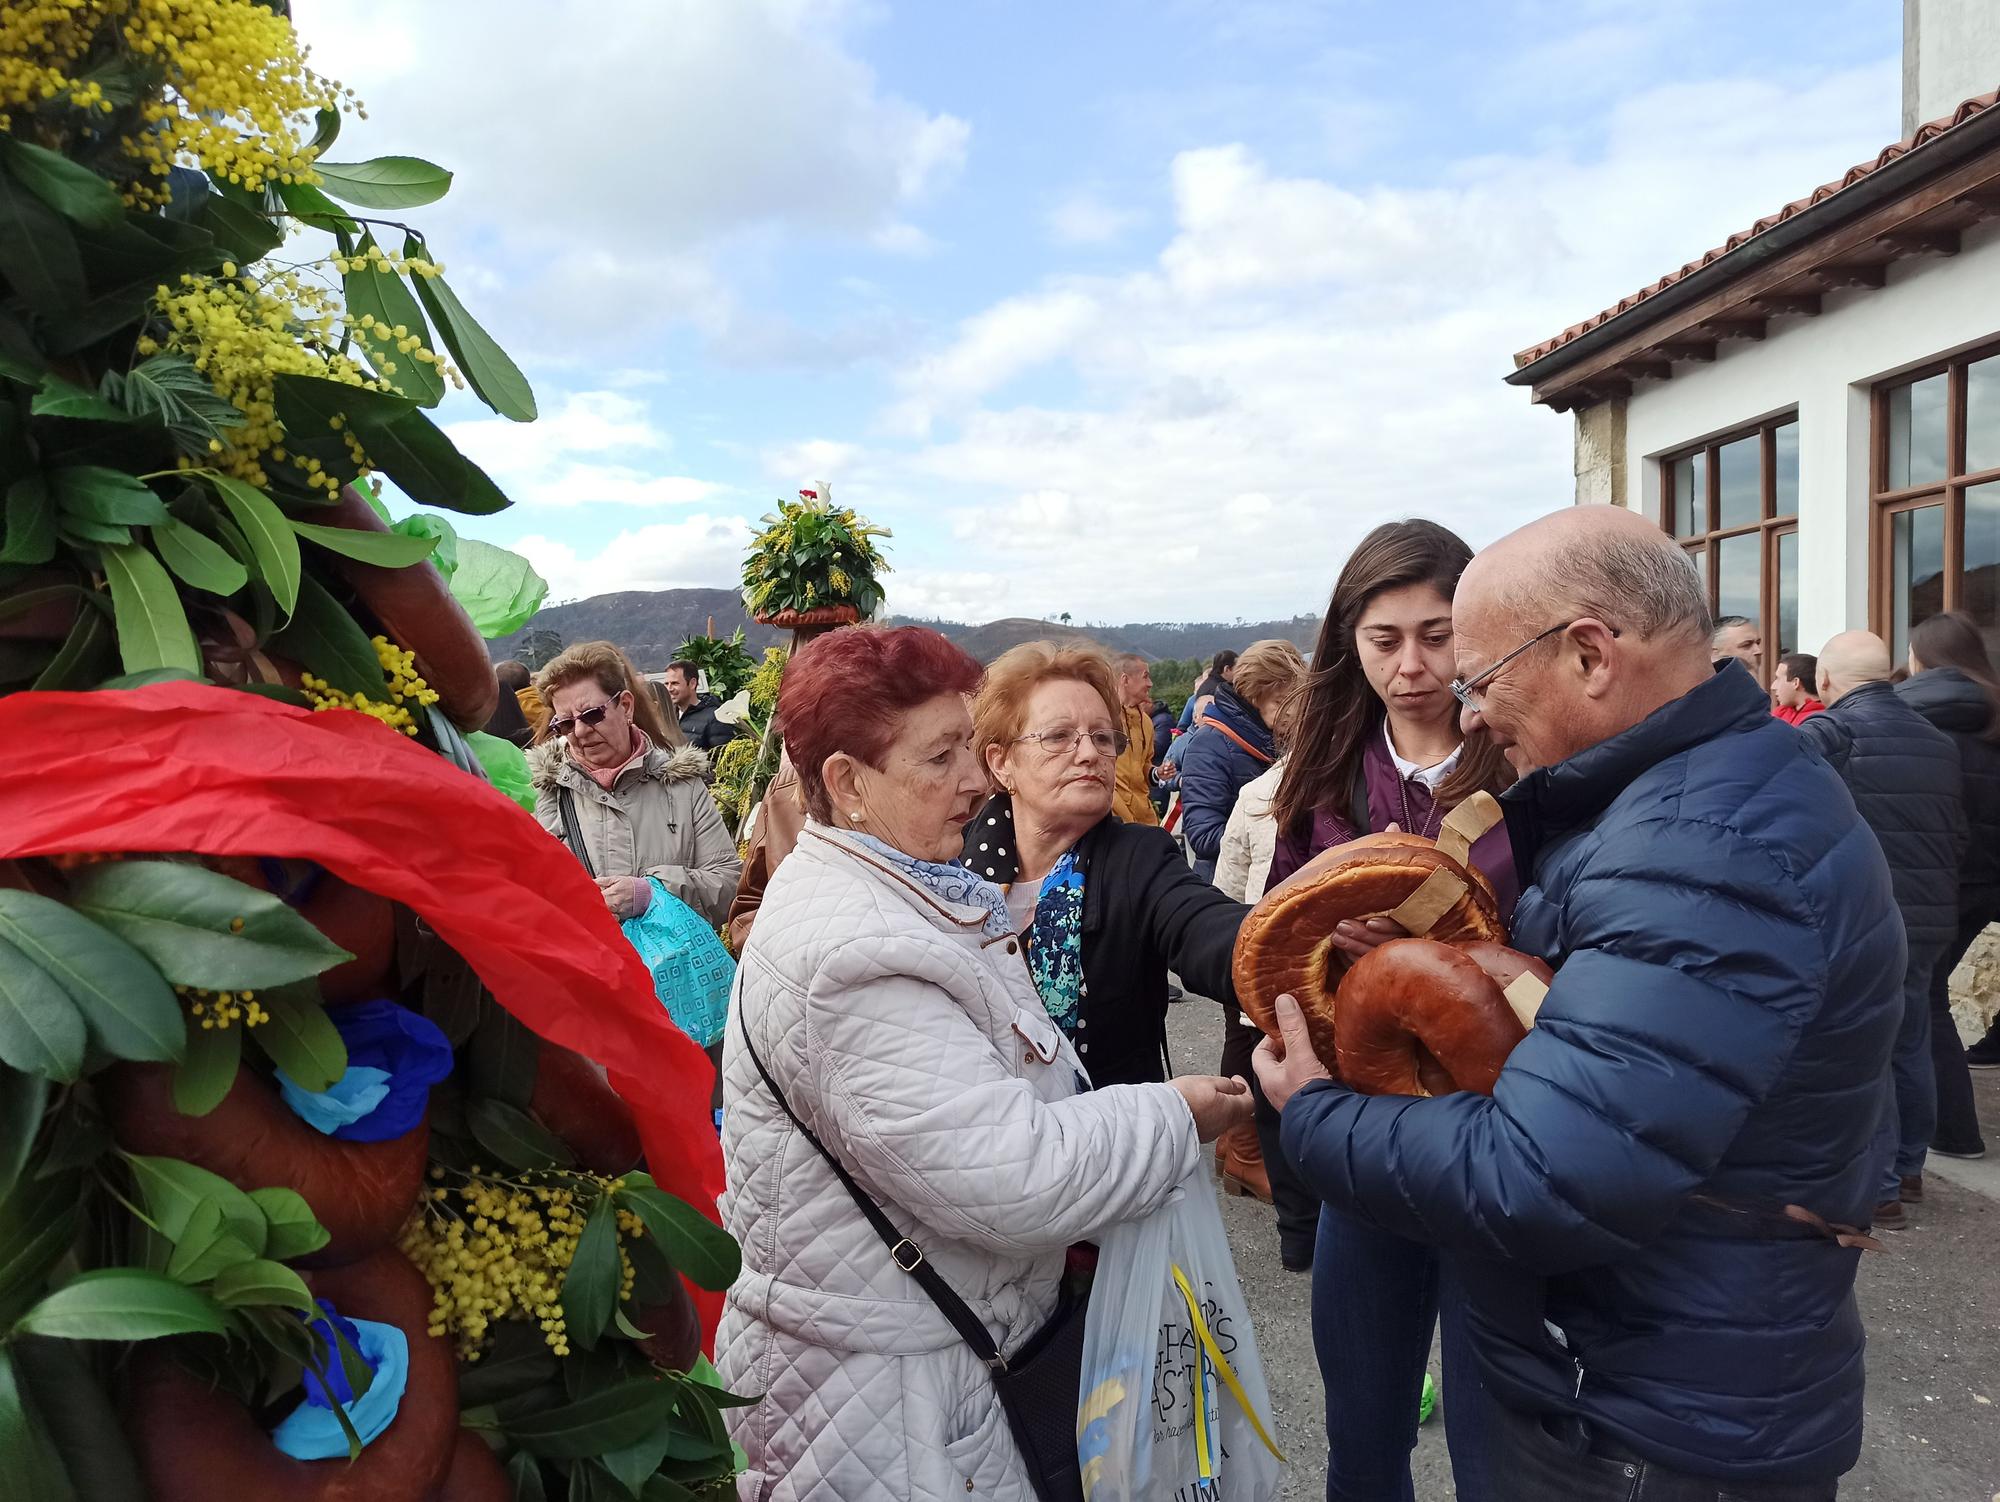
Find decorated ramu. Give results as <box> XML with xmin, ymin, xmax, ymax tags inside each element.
<box><xmin>0</xmin><ymin>3</ymin><xmax>740</xmax><ymax>1498</ymax></box>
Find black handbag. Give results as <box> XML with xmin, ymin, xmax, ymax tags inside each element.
<box><xmin>740</xmin><ymin>1015</ymin><xmax>1087</xmax><ymax>1502</ymax></box>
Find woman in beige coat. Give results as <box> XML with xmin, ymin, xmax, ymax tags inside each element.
<box><xmin>529</xmin><ymin>641</ymin><xmax>741</xmax><ymax>927</ymax></box>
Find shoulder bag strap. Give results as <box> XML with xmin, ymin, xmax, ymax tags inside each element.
<box><xmin>1204</xmin><ymin>718</ymin><xmax>1275</xmax><ymax>766</ymax></box>
<box><xmin>737</xmin><ymin>1013</ymin><xmax>1010</xmax><ymax>1372</ymax></box>
<box><xmin>556</xmin><ymin>784</ymin><xmax>598</xmax><ymax>879</ymax></box>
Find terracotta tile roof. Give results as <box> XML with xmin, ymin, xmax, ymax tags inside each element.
<box><xmin>1513</xmin><ymin>87</ymin><xmax>2000</xmax><ymax>370</ymax></box>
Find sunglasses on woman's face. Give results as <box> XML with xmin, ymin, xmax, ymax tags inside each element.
<box><xmin>550</xmin><ymin>700</ymin><xmax>618</xmax><ymax>737</ymax></box>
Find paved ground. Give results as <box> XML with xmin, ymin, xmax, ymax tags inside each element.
<box><xmin>1166</xmin><ymin>998</ymin><xmax>2000</xmax><ymax>1500</ymax></box>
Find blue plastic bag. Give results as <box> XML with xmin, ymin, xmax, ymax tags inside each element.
<box><xmin>622</xmin><ymin>878</ymin><xmax>734</xmax><ymax>1047</ymax></box>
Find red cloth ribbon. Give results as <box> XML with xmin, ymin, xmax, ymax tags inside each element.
<box><xmin>0</xmin><ymin>683</ymin><xmax>726</xmax><ymax>1342</ymax></box>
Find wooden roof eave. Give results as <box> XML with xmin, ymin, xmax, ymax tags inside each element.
<box><xmin>1511</xmin><ymin>113</ymin><xmax>2000</xmax><ymax>412</ymax></box>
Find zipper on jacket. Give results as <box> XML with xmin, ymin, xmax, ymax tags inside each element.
<box><xmin>1572</xmin><ymin>1357</ymin><xmax>1585</xmax><ymax>1399</ymax></box>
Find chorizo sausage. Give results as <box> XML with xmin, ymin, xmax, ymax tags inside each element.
<box><xmin>313</xmin><ymin>486</ymin><xmax>498</xmax><ymax>733</ymax></box>
<box><xmin>106</xmin><ymin>1061</ymin><xmax>428</xmax><ymax>1268</ymax></box>
<box><xmin>1232</xmin><ymin>832</ymin><xmax>1505</xmax><ymax>1069</ymax></box>
<box><xmin>125</xmin><ymin>1248</ymin><xmax>458</xmax><ymax>1502</ymax></box>
<box><xmin>1333</xmin><ymin>937</ymin><xmax>1543</xmax><ymax>1096</ymax></box>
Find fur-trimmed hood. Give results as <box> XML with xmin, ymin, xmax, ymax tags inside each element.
<box><xmin>527</xmin><ymin>736</ymin><xmax>711</xmax><ymax>794</ymax></box>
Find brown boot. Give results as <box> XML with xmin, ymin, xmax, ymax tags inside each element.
<box><xmin>1217</xmin><ymin>1123</ymin><xmax>1272</xmax><ymax>1204</ymax></box>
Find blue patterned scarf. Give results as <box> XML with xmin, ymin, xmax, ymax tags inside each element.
<box><xmin>848</xmin><ymin>830</ymin><xmax>1013</xmax><ymax>939</ymax></box>
<box><xmin>1024</xmin><ymin>847</ymin><xmax>1087</xmax><ymax>1036</ymax></box>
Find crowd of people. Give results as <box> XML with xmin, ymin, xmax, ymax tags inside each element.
<box><xmin>500</xmin><ymin>504</ymin><xmax>2000</xmax><ymax>1502</ymax></box>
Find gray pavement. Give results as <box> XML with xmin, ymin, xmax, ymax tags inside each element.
<box><xmin>1166</xmin><ymin>997</ymin><xmax>2000</xmax><ymax>1501</ymax></box>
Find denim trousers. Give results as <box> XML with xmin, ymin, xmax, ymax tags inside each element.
<box><xmin>1311</xmin><ymin>1205</ymin><xmax>1490</xmax><ymax>1501</ymax></box>
<box><xmin>1883</xmin><ymin>946</ymin><xmax>1944</xmax><ymax>1194</ymax></box>
<box><xmin>1483</xmin><ymin>1397</ymin><xmax>1838</xmax><ymax>1501</ymax></box>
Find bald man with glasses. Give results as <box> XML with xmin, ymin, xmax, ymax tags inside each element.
<box><xmin>1257</xmin><ymin>505</ymin><xmax>1902</xmax><ymax>1501</ymax></box>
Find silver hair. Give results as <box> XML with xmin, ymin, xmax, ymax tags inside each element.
<box><xmin>1541</xmin><ymin>531</ymin><xmax>1713</xmax><ymax>642</ymax></box>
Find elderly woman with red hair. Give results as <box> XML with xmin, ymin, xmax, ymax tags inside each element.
<box><xmin>717</xmin><ymin>625</ymin><xmax>1250</xmax><ymax>1502</ymax></box>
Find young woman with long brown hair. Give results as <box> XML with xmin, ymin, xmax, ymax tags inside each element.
<box><xmin>1267</xmin><ymin>518</ymin><xmax>1514</xmax><ymax>1502</ymax></box>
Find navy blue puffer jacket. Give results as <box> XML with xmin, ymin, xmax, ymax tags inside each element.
<box><xmin>1897</xmin><ymin>668</ymin><xmax>2000</xmax><ymax>912</ymax></box>
<box><xmin>1177</xmin><ymin>683</ymin><xmax>1275</xmax><ymax>864</ymax></box>
<box><xmin>1800</xmin><ymin>680</ymin><xmax>1962</xmax><ymax>959</ymax></box>
<box><xmin>1280</xmin><ymin>665</ymin><xmax>1902</xmax><ymax>1483</ymax></box>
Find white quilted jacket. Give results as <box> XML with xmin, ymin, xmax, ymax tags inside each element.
<box><xmin>716</xmin><ymin>825</ymin><xmax>1199</xmax><ymax>1500</ymax></box>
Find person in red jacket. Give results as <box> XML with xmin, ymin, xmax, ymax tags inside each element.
<box><xmin>1771</xmin><ymin>651</ymin><xmax>1826</xmax><ymax>725</ymax></box>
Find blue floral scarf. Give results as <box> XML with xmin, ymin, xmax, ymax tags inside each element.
<box><xmin>848</xmin><ymin>830</ymin><xmax>1013</xmax><ymax>940</ymax></box>
<box><xmin>1024</xmin><ymin>848</ymin><xmax>1087</xmax><ymax>1037</ymax></box>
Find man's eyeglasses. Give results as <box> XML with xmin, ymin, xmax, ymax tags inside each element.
<box><xmin>1449</xmin><ymin>620</ymin><xmax>1617</xmax><ymax>713</ymax></box>
<box><xmin>549</xmin><ymin>700</ymin><xmax>618</xmax><ymax>738</ymax></box>
<box><xmin>1012</xmin><ymin>726</ymin><xmax>1129</xmax><ymax>759</ymax></box>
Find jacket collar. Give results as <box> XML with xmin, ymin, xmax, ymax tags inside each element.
<box><xmin>1898</xmin><ymin>666</ymin><xmax>1992</xmax><ymax>731</ymax></box>
<box><xmin>527</xmin><ymin>737</ymin><xmax>711</xmax><ymax>795</ymax></box>
<box><xmin>963</xmin><ymin>791</ymin><xmax>1114</xmax><ymax>889</ymax></box>
<box><xmin>1502</xmin><ymin>662</ymin><xmax>1769</xmax><ymax>873</ymax></box>
<box><xmin>802</xmin><ymin>823</ymin><xmax>995</xmax><ymax>930</ymax></box>
<box><xmin>1827</xmin><ymin>679</ymin><xmax>1896</xmax><ymax>717</ymax></box>
<box><xmin>1201</xmin><ymin>682</ymin><xmax>1275</xmax><ymax>755</ymax></box>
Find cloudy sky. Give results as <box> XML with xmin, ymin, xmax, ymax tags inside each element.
<box><xmin>305</xmin><ymin>0</ymin><xmax>1902</xmax><ymax>624</ymax></box>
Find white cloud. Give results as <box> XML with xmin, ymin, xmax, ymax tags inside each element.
<box><xmin>886</xmin><ymin>288</ymin><xmax>1102</xmax><ymax>433</ymax></box>
<box><xmin>1047</xmin><ymin>192</ymin><xmax>1142</xmax><ymax>246</ymax></box>
<box><xmin>447</xmin><ymin>391</ymin><xmax>722</xmax><ymax>509</ymax></box>
<box><xmin>864</xmin><ymin>59</ymin><xmax>1899</xmax><ymax>621</ymax></box>
<box><xmin>871</xmin><ymin>221</ymin><xmax>939</xmax><ymax>257</ymax></box>
<box><xmin>306</xmin><ymin>1</ymin><xmax>967</xmax><ymax>363</ymax></box>
<box><xmin>512</xmin><ymin>515</ymin><xmax>756</xmax><ymax>605</ymax></box>
<box><xmin>761</xmin><ymin>438</ymin><xmax>864</xmax><ymax>483</ymax></box>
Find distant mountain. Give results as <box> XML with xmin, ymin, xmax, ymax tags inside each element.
<box><xmin>487</xmin><ymin>588</ymin><xmax>1319</xmax><ymax>667</ymax></box>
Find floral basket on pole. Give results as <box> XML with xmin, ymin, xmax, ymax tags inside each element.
<box><xmin>0</xmin><ymin>4</ymin><xmax>741</xmax><ymax>1498</ymax></box>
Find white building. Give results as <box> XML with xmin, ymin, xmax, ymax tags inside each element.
<box><xmin>1508</xmin><ymin>0</ymin><xmax>2000</xmax><ymax>668</ymax></box>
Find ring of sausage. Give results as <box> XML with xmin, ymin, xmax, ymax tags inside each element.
<box><xmin>1333</xmin><ymin>938</ymin><xmax>1552</xmax><ymax>1096</ymax></box>
<box><xmin>125</xmin><ymin>1248</ymin><xmax>458</xmax><ymax>1502</ymax></box>
<box><xmin>106</xmin><ymin>1060</ymin><xmax>429</xmax><ymax>1268</ymax></box>
<box><xmin>1232</xmin><ymin>832</ymin><xmax>1505</xmax><ymax>1069</ymax></box>
<box><xmin>313</xmin><ymin>486</ymin><xmax>498</xmax><ymax>733</ymax></box>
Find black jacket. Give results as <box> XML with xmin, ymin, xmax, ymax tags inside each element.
<box><xmin>676</xmin><ymin>693</ymin><xmax>735</xmax><ymax>753</ymax></box>
<box><xmin>1801</xmin><ymin>680</ymin><xmax>1963</xmax><ymax>960</ymax></box>
<box><xmin>1898</xmin><ymin>667</ymin><xmax>2000</xmax><ymax>912</ymax></box>
<box><xmin>964</xmin><ymin>795</ymin><xmax>1244</xmax><ymax>1086</ymax></box>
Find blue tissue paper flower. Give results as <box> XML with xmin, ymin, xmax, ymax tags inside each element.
<box><xmin>271</xmin><ymin>1303</ymin><xmax>408</xmax><ymax>1460</ymax></box>
<box><xmin>275</xmin><ymin>998</ymin><xmax>453</xmax><ymax>1142</ymax></box>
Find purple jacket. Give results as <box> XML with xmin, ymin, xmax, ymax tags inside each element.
<box><xmin>1267</xmin><ymin>730</ymin><xmax>1518</xmax><ymax>918</ymax></box>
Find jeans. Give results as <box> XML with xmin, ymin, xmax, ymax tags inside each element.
<box><xmin>1310</xmin><ymin>1207</ymin><xmax>1489</xmax><ymax>1501</ymax></box>
<box><xmin>1484</xmin><ymin>1398</ymin><xmax>1837</xmax><ymax>1501</ymax></box>
<box><xmin>1929</xmin><ymin>908</ymin><xmax>1992</xmax><ymax>1151</ymax></box>
<box><xmin>1883</xmin><ymin>946</ymin><xmax>1943</xmax><ymax>1194</ymax></box>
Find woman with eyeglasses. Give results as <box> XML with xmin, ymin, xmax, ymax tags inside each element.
<box><xmin>529</xmin><ymin>640</ymin><xmax>741</xmax><ymax>928</ymax></box>
<box><xmin>963</xmin><ymin>642</ymin><xmax>1250</xmax><ymax>1089</ymax></box>
<box><xmin>1268</xmin><ymin>518</ymin><xmax>1516</xmax><ymax>1502</ymax></box>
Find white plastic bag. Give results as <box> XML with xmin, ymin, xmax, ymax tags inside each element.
<box><xmin>1077</xmin><ymin>1178</ymin><xmax>1285</xmax><ymax>1501</ymax></box>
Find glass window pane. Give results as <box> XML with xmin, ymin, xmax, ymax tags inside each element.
<box><xmin>1689</xmin><ymin>451</ymin><xmax>1707</xmax><ymax>534</ymax></box>
<box><xmin>1891</xmin><ymin>505</ymin><xmax>1946</xmax><ymax>663</ymax></box>
<box><xmin>1772</xmin><ymin>421</ymin><xmax>1799</xmax><ymax>517</ymax></box>
<box><xmin>1683</xmin><ymin>542</ymin><xmax>1707</xmax><ymax>594</ymax></box>
<box><xmin>1886</xmin><ymin>373</ymin><xmax>1948</xmax><ymax>490</ymax></box>
<box><xmin>1717</xmin><ymin>532</ymin><xmax>1761</xmax><ymax>628</ymax></box>
<box><xmin>1716</xmin><ymin>435</ymin><xmax>1761</xmax><ymax>529</ymax></box>
<box><xmin>1968</xmin><ymin>355</ymin><xmax>2000</xmax><ymax>476</ymax></box>
<box><xmin>1964</xmin><ymin>480</ymin><xmax>2000</xmax><ymax>666</ymax></box>
<box><xmin>1672</xmin><ymin>456</ymin><xmax>1693</xmax><ymax>535</ymax></box>
<box><xmin>1776</xmin><ymin>529</ymin><xmax>1798</xmax><ymax>656</ymax></box>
